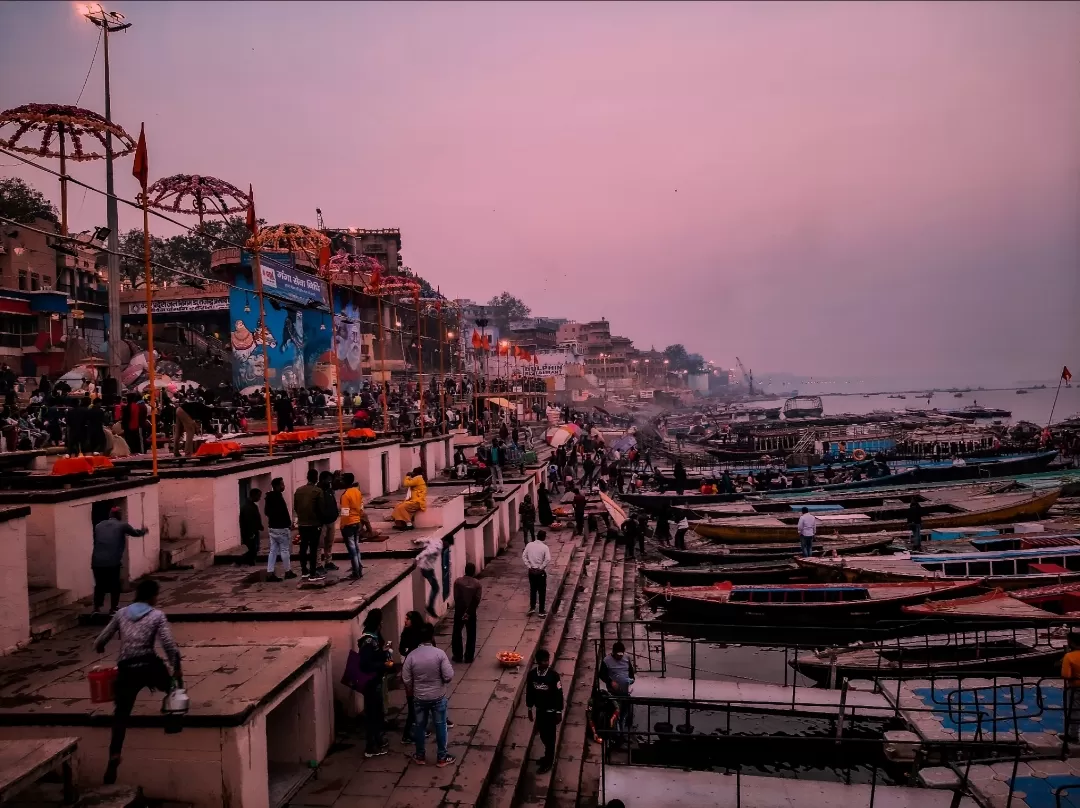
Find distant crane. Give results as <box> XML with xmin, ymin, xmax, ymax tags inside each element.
<box><xmin>736</xmin><ymin>356</ymin><xmax>756</xmax><ymax>396</ymax></box>
<box><xmin>315</xmin><ymin>208</ymin><xmax>325</xmax><ymax>230</ymax></box>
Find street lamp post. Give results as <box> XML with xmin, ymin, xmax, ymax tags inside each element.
<box><xmin>84</xmin><ymin>4</ymin><xmax>130</xmax><ymax>391</ymax></box>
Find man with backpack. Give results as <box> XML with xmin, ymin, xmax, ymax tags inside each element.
<box><xmin>318</xmin><ymin>471</ymin><xmax>340</xmax><ymax>572</ymax></box>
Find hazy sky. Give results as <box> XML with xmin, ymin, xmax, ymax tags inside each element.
<box><xmin>2</xmin><ymin>1</ymin><xmax>1078</xmax><ymax>386</ymax></box>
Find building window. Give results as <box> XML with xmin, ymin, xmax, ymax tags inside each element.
<box><xmin>17</xmin><ymin>271</ymin><xmax>26</xmax><ymax>291</ymax></box>
<box><xmin>30</xmin><ymin>273</ymin><xmax>40</xmax><ymax>291</ymax></box>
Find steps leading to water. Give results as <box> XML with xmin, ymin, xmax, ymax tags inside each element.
<box><xmin>479</xmin><ymin>525</ymin><xmax>605</xmax><ymax>808</ymax></box>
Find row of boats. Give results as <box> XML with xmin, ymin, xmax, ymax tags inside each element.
<box><xmin>634</xmin><ymin>475</ymin><xmax>1080</xmax><ymax>628</ymax></box>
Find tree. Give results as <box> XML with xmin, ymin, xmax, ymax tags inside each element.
<box><xmin>115</xmin><ymin>214</ymin><xmax>263</xmax><ymax>288</ymax></box>
<box><xmin>487</xmin><ymin>291</ymin><xmax>531</xmax><ymax>331</ymax></box>
<box><xmin>0</xmin><ymin>177</ymin><xmax>58</xmax><ymax>225</ymax></box>
<box><xmin>663</xmin><ymin>344</ymin><xmax>689</xmax><ymax>370</ymax></box>
<box><xmin>686</xmin><ymin>353</ymin><xmax>706</xmax><ymax>373</ymax></box>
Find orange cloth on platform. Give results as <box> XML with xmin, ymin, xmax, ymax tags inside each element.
<box><xmin>52</xmin><ymin>457</ymin><xmax>94</xmax><ymax>476</ymax></box>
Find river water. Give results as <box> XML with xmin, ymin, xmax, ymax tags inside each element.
<box><xmin>812</xmin><ymin>386</ymin><xmax>1079</xmax><ymax>425</ymax></box>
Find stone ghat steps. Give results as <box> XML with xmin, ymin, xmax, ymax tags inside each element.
<box><xmin>478</xmin><ymin>527</ymin><xmax>606</xmax><ymax>808</ymax></box>
<box><xmin>513</xmin><ymin>538</ymin><xmax>619</xmax><ymax>808</ymax></box>
<box><xmin>6</xmin><ymin>783</ymin><xmax>145</xmax><ymax>807</ymax></box>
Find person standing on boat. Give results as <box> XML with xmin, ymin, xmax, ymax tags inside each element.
<box><xmin>673</xmin><ymin>516</ymin><xmax>690</xmax><ymax>550</ymax></box>
<box><xmin>672</xmin><ymin>460</ymin><xmax>687</xmax><ymax>495</ymax></box>
<box><xmin>907</xmin><ymin>499</ymin><xmax>923</xmax><ymax>551</ymax></box>
<box><xmin>797</xmin><ymin>507</ymin><xmax>817</xmax><ymax>557</ymax></box>
<box><xmin>1063</xmin><ymin>632</ymin><xmax>1080</xmax><ymax>743</ymax></box>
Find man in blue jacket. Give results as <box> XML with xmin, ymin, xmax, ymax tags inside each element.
<box><xmin>92</xmin><ymin>507</ymin><xmax>148</xmax><ymax>614</ymax></box>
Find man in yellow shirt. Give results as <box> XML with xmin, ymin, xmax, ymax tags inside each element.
<box><xmin>391</xmin><ymin>468</ymin><xmax>427</xmax><ymax>529</ymax></box>
<box><xmin>339</xmin><ymin>473</ymin><xmax>367</xmax><ymax>580</ymax></box>
<box><xmin>1063</xmin><ymin>633</ymin><xmax>1080</xmax><ymax>743</ymax></box>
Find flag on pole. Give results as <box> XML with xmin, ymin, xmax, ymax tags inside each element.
<box><xmin>318</xmin><ymin>245</ymin><xmax>331</xmax><ymax>269</ymax></box>
<box><xmin>472</xmin><ymin>331</ymin><xmax>482</xmax><ymax>349</ymax></box>
<box><xmin>245</xmin><ymin>185</ymin><xmax>257</xmax><ymax>235</ymax></box>
<box><xmin>481</xmin><ymin>335</ymin><xmax>491</xmax><ymax>352</ymax></box>
<box><xmin>1063</xmin><ymin>366</ymin><xmax>1072</xmax><ymax>384</ymax></box>
<box><xmin>131</xmin><ymin>123</ymin><xmax>148</xmax><ymax>190</ymax></box>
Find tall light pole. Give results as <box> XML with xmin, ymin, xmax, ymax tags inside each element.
<box><xmin>84</xmin><ymin>4</ymin><xmax>131</xmax><ymax>390</ymax></box>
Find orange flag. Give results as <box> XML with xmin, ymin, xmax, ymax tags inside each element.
<box><xmin>471</xmin><ymin>331</ymin><xmax>482</xmax><ymax>349</ymax></box>
<box><xmin>245</xmin><ymin>185</ymin><xmax>257</xmax><ymax>235</ymax></box>
<box><xmin>481</xmin><ymin>335</ymin><xmax>491</xmax><ymax>352</ymax></box>
<box><xmin>1064</xmin><ymin>366</ymin><xmax>1073</xmax><ymax>383</ymax></box>
<box><xmin>131</xmin><ymin>123</ymin><xmax>148</xmax><ymax>190</ymax></box>
<box><xmin>318</xmin><ymin>245</ymin><xmax>330</xmax><ymax>269</ymax></box>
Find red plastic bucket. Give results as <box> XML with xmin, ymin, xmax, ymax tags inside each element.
<box><xmin>88</xmin><ymin>666</ymin><xmax>118</xmax><ymax>703</ymax></box>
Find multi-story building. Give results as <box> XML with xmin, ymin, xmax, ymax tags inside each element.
<box><xmin>508</xmin><ymin>318</ymin><xmax>559</xmax><ymax>352</ymax></box>
<box><xmin>0</xmin><ymin>218</ymin><xmax>94</xmax><ymax>375</ymax></box>
<box><xmin>338</xmin><ymin>228</ymin><xmax>402</xmax><ymax>274</ymax></box>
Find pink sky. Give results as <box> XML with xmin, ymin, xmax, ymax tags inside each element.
<box><xmin>2</xmin><ymin>1</ymin><xmax>1078</xmax><ymax>385</ymax></box>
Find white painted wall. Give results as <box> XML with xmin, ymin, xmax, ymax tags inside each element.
<box><xmin>0</xmin><ymin>515</ymin><xmax>29</xmax><ymax>653</ymax></box>
<box><xmin>25</xmin><ymin>483</ymin><xmax>160</xmax><ymax>600</ymax></box>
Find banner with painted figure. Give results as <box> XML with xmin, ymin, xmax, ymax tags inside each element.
<box><xmin>333</xmin><ymin>292</ymin><xmax>365</xmax><ymax>389</ymax></box>
<box><xmin>229</xmin><ymin>288</ymin><xmax>307</xmax><ymax>393</ymax></box>
<box><xmin>302</xmin><ymin>309</ymin><xmax>333</xmax><ymax>390</ymax></box>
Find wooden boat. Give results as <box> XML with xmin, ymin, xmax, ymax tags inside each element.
<box><xmin>783</xmin><ymin>396</ymin><xmax>824</xmax><ymax>419</ymax></box>
<box><xmin>1011</xmin><ymin>582</ymin><xmax>1080</xmax><ymax>614</ymax></box>
<box><xmin>909</xmin><ymin>451</ymin><xmax>1058</xmax><ymax>484</ymax></box>
<box><xmin>643</xmin><ymin>580</ymin><xmax>983</xmax><ymax>623</ymax></box>
<box><xmin>797</xmin><ymin>542</ymin><xmax>1080</xmax><ymax>589</ymax></box>
<box><xmin>792</xmin><ymin>628</ymin><xmax>1069</xmax><ymax>683</ymax></box>
<box><xmin>619</xmin><ymin>470</ymin><xmax>919</xmax><ymax>513</ymax></box>
<box><xmin>692</xmin><ymin>488</ymin><xmax>1061</xmax><ymax>543</ymax></box>
<box><xmin>657</xmin><ymin>535</ymin><xmax>897</xmax><ymax>565</ymax></box>
<box><xmin>901</xmin><ymin>589</ymin><xmax>1080</xmax><ymax>622</ymax></box>
<box><xmin>639</xmin><ymin>559</ymin><xmax>801</xmax><ymax>586</ymax></box>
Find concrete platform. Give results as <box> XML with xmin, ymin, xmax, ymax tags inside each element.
<box><xmin>603</xmin><ymin>764</ymin><xmax>979</xmax><ymax>808</ymax></box>
<box><xmin>959</xmin><ymin>758</ymin><xmax>1080</xmax><ymax>808</ymax></box>
<box><xmin>0</xmin><ymin>635</ymin><xmax>333</xmax><ymax>808</ymax></box>
<box><xmin>630</xmin><ymin>675</ymin><xmax>893</xmax><ymax>718</ymax></box>
<box><xmin>882</xmin><ymin>677</ymin><xmax>1071</xmax><ymax>749</ymax></box>
<box><xmin>289</xmin><ymin>523</ymin><xmax>584</xmax><ymax>808</ymax></box>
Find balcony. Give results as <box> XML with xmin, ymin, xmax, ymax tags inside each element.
<box><xmin>55</xmin><ymin>284</ymin><xmax>109</xmax><ymax>307</ymax></box>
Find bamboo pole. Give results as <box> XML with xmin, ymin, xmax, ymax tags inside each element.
<box><xmin>58</xmin><ymin>123</ymin><xmax>68</xmax><ymax>237</ymax></box>
<box><xmin>252</xmin><ymin>247</ymin><xmax>274</xmax><ymax>456</ymax></box>
<box><xmin>377</xmin><ymin>294</ymin><xmax>389</xmax><ymax>433</ymax></box>
<box><xmin>139</xmin><ymin>190</ymin><xmax>158</xmax><ymax>475</ymax></box>
<box><xmin>327</xmin><ymin>274</ymin><xmax>346</xmax><ymax>468</ymax></box>
<box><xmin>439</xmin><ymin>307</ymin><xmax>446</xmax><ymax>435</ymax></box>
<box><xmin>416</xmin><ymin>293</ymin><xmax>424</xmax><ymax>432</ymax></box>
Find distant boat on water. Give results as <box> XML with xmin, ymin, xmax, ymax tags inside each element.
<box><xmin>1016</xmin><ymin>389</ymin><xmax>1029</xmax><ymax>395</ymax></box>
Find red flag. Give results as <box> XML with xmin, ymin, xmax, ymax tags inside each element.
<box><xmin>481</xmin><ymin>335</ymin><xmax>491</xmax><ymax>352</ymax></box>
<box><xmin>318</xmin><ymin>245</ymin><xmax>330</xmax><ymax>269</ymax></box>
<box><xmin>1064</xmin><ymin>366</ymin><xmax>1073</xmax><ymax>383</ymax></box>
<box><xmin>245</xmin><ymin>185</ymin><xmax>257</xmax><ymax>235</ymax></box>
<box><xmin>471</xmin><ymin>331</ymin><xmax>482</xmax><ymax>349</ymax></box>
<box><xmin>131</xmin><ymin>123</ymin><xmax>148</xmax><ymax>190</ymax></box>
<box><xmin>369</xmin><ymin>264</ymin><xmax>381</xmax><ymax>291</ymax></box>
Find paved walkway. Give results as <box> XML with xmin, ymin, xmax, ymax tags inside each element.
<box><xmin>290</xmin><ymin>523</ymin><xmax>582</xmax><ymax>808</ymax></box>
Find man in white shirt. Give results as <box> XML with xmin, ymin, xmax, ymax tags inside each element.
<box><xmin>796</xmin><ymin>507</ymin><xmax>817</xmax><ymax>557</ymax></box>
<box><xmin>522</xmin><ymin>529</ymin><xmax>552</xmax><ymax>617</ymax></box>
